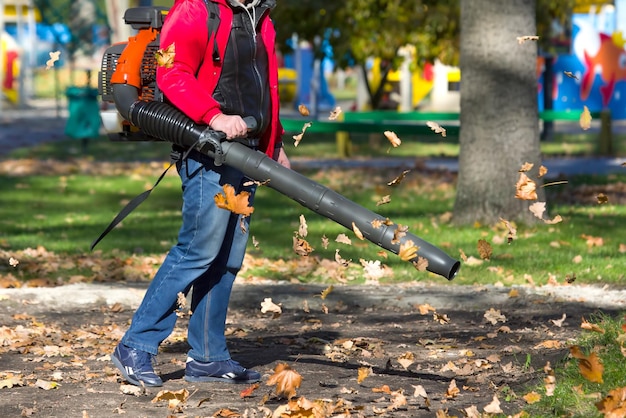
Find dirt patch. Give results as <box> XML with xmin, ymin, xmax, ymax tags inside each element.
<box><xmin>0</xmin><ymin>282</ymin><xmax>621</xmax><ymax>417</ymax></box>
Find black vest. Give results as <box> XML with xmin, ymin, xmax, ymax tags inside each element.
<box><xmin>212</xmin><ymin>6</ymin><xmax>270</xmax><ymax>137</ymax></box>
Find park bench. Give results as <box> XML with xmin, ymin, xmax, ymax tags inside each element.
<box><xmin>281</xmin><ymin>109</ymin><xmax>614</xmax><ymax>157</ymax></box>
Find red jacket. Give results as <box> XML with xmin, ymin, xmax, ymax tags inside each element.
<box><xmin>157</xmin><ymin>0</ymin><xmax>283</xmax><ymax>157</ymax></box>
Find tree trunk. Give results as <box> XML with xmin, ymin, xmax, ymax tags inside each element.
<box><xmin>453</xmin><ymin>0</ymin><xmax>544</xmax><ymax>225</ymax></box>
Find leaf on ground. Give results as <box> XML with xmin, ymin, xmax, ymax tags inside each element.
<box><xmin>214</xmin><ymin>184</ymin><xmax>254</xmax><ymax>216</ymax></box>
<box><xmin>570</xmin><ymin>345</ymin><xmax>604</xmax><ymax>383</ymax></box>
<box><xmin>357</xmin><ymin>367</ymin><xmax>371</xmax><ymax>384</ymax></box>
<box><xmin>151</xmin><ymin>388</ymin><xmax>189</xmax><ymax>409</ymax></box>
<box><xmin>445</xmin><ymin>379</ymin><xmax>459</xmax><ymax>398</ymax></box>
<box><xmin>523</xmin><ymin>391</ymin><xmax>542</xmax><ymax>404</ymax></box>
<box><xmin>397</xmin><ymin>352</ymin><xmax>415</xmax><ymax>370</ymax></box>
<box><xmin>266</xmin><ymin>363</ymin><xmax>302</xmax><ymax>399</ymax></box>
<box><xmin>239</xmin><ymin>383</ymin><xmax>260</xmax><ymax>398</ymax></box>
<box><xmin>483</xmin><ymin>394</ymin><xmax>503</xmax><ymax>414</ymax></box>
<box><xmin>35</xmin><ymin>379</ymin><xmax>58</xmax><ymax>390</ymax></box>
<box><xmin>433</xmin><ymin>312</ymin><xmax>450</xmax><ymax>325</ymax></box>
<box><xmin>260</xmin><ymin>298</ymin><xmax>282</xmax><ymax>315</ymax></box>
<box><xmin>550</xmin><ymin>313</ymin><xmax>567</xmax><ymax>327</ymax></box>
<box><xmin>319</xmin><ymin>285</ymin><xmax>334</xmax><ymax>300</ymax></box>
<box><xmin>415</xmin><ymin>303</ymin><xmax>436</xmax><ymax>315</ymax></box>
<box><xmin>484</xmin><ymin>308</ymin><xmax>506</xmax><ymax>325</ymax></box>
<box><xmin>0</xmin><ymin>374</ymin><xmax>23</xmax><ymax>389</ymax></box>
<box><xmin>595</xmin><ymin>387</ymin><xmax>626</xmax><ymax>417</ymax></box>
<box><xmin>581</xmin><ymin>317</ymin><xmax>605</xmax><ymax>334</ymax></box>
<box><xmin>596</xmin><ymin>193</ymin><xmax>609</xmax><ymax>204</ymax></box>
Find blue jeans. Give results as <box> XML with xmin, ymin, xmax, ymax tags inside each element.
<box><xmin>121</xmin><ymin>151</ymin><xmax>255</xmax><ymax>362</ymax></box>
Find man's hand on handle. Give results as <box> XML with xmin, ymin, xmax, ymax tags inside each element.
<box><xmin>210</xmin><ymin>114</ymin><xmax>248</xmax><ymax>139</ymax></box>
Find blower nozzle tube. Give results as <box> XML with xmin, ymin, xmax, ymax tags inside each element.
<box><xmin>111</xmin><ymin>84</ymin><xmax>460</xmax><ymax>280</ymax></box>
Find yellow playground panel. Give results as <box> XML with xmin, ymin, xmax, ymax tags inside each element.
<box><xmin>1</xmin><ymin>32</ymin><xmax>20</xmax><ymax>104</ymax></box>
<box><xmin>278</xmin><ymin>67</ymin><xmax>297</xmax><ymax>105</ymax></box>
<box><xmin>370</xmin><ymin>57</ymin><xmax>435</xmax><ymax>109</ymax></box>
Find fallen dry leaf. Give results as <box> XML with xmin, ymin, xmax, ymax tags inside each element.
<box><xmin>46</xmin><ymin>51</ymin><xmax>61</xmax><ymax>70</ymax></box>
<box><xmin>564</xmin><ymin>71</ymin><xmax>579</xmax><ymax>80</ymax></box>
<box><xmin>298</xmin><ymin>104</ymin><xmax>310</xmax><ymax>116</ymax></box>
<box><xmin>266</xmin><ymin>363</ymin><xmax>302</xmax><ymax>399</ymax></box>
<box><xmin>477</xmin><ymin>239</ymin><xmax>492</xmax><ymax>260</ymax></box>
<box><xmin>515</xmin><ymin>173</ymin><xmax>538</xmax><ymax>200</ymax></box>
<box><xmin>214</xmin><ymin>184</ymin><xmax>254</xmax><ymax>216</ymax></box>
<box><xmin>293</xmin><ymin>122</ymin><xmax>312</xmax><ymax>146</ymax></box>
<box><xmin>260</xmin><ymin>298</ymin><xmax>282</xmax><ymax>314</ymax></box>
<box><xmin>517</xmin><ymin>35</ymin><xmax>539</xmax><ymax>44</ymax></box>
<box><xmin>357</xmin><ymin>366</ymin><xmax>371</xmax><ymax>384</ymax></box>
<box><xmin>580</xmin><ymin>106</ymin><xmax>592</xmax><ymax>130</ymax></box>
<box><xmin>426</xmin><ymin>121</ymin><xmax>446</xmax><ymax>137</ymax></box>
<box><xmin>398</xmin><ymin>240</ymin><xmax>419</xmax><ymax>261</ymax></box>
<box><xmin>155</xmin><ymin>43</ymin><xmax>175</xmax><ymax>68</ymax></box>
<box><xmin>329</xmin><ymin>106</ymin><xmax>342</xmax><ymax>120</ymax></box>
<box><xmin>384</xmin><ymin>131</ymin><xmax>401</xmax><ymax>147</ymax></box>
<box><xmin>387</xmin><ymin>169</ymin><xmax>411</xmax><ymax>186</ymax></box>
<box><xmin>570</xmin><ymin>345</ymin><xmax>604</xmax><ymax>383</ymax></box>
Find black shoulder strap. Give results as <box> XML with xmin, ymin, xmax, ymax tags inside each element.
<box><xmin>204</xmin><ymin>0</ymin><xmax>222</xmax><ymax>62</ymax></box>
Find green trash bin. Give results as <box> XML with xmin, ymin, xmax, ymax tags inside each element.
<box><xmin>65</xmin><ymin>86</ymin><xmax>101</xmax><ymax>140</ymax></box>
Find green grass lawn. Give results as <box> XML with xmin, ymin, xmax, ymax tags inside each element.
<box><xmin>1</xmin><ymin>135</ymin><xmax>624</xmax><ymax>287</ymax></box>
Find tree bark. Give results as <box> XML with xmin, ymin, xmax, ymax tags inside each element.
<box><xmin>453</xmin><ymin>0</ymin><xmax>544</xmax><ymax>225</ymax></box>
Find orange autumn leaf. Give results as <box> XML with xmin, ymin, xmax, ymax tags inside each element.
<box><xmin>569</xmin><ymin>345</ymin><xmax>604</xmax><ymax>383</ymax></box>
<box><xmin>398</xmin><ymin>240</ymin><xmax>419</xmax><ymax>261</ymax></box>
<box><xmin>523</xmin><ymin>391</ymin><xmax>542</xmax><ymax>404</ymax></box>
<box><xmin>515</xmin><ymin>173</ymin><xmax>538</xmax><ymax>200</ymax></box>
<box><xmin>266</xmin><ymin>363</ymin><xmax>302</xmax><ymax>399</ymax></box>
<box><xmin>239</xmin><ymin>383</ymin><xmax>260</xmax><ymax>398</ymax></box>
<box><xmin>580</xmin><ymin>317</ymin><xmax>605</xmax><ymax>334</ymax></box>
<box><xmin>298</xmin><ymin>104</ymin><xmax>310</xmax><ymax>116</ymax></box>
<box><xmin>292</xmin><ymin>236</ymin><xmax>314</xmax><ymax>256</ymax></box>
<box><xmin>155</xmin><ymin>43</ymin><xmax>175</xmax><ymax>68</ymax></box>
<box><xmin>357</xmin><ymin>366</ymin><xmax>372</xmax><ymax>384</ymax></box>
<box><xmin>595</xmin><ymin>386</ymin><xmax>626</xmax><ymax>417</ymax></box>
<box><xmin>477</xmin><ymin>239</ymin><xmax>492</xmax><ymax>260</ymax></box>
<box><xmin>214</xmin><ymin>184</ymin><xmax>254</xmax><ymax>216</ymax></box>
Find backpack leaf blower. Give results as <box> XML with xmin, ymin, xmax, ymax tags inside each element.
<box><xmin>96</xmin><ymin>6</ymin><xmax>460</xmax><ymax>280</ymax></box>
